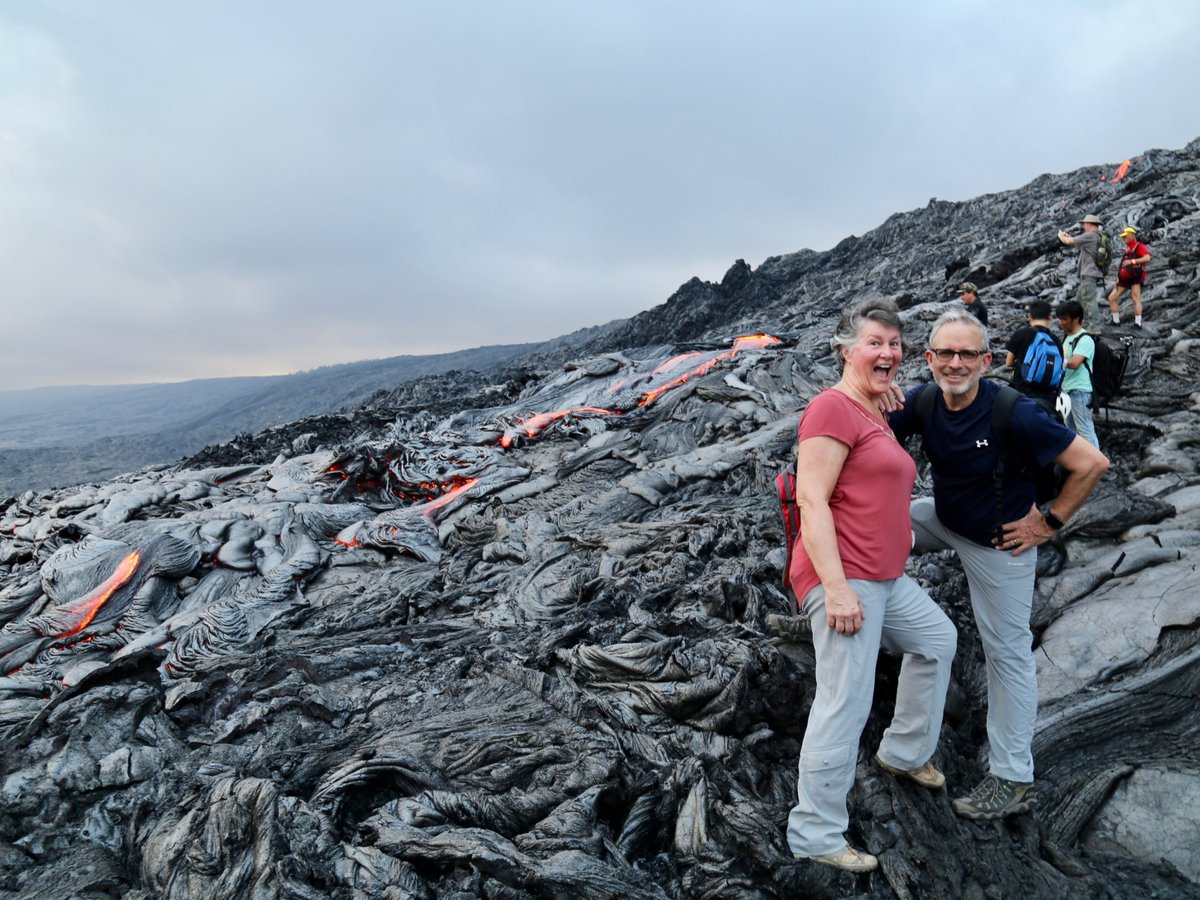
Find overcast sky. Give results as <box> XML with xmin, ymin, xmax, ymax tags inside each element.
<box><xmin>1</xmin><ymin>1</ymin><xmax>1197</xmax><ymax>391</ymax></box>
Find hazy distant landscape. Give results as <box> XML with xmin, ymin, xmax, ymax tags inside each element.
<box><xmin>0</xmin><ymin>342</ymin><xmax>545</xmax><ymax>495</ymax></box>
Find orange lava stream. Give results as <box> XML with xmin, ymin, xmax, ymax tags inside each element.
<box><xmin>418</xmin><ymin>477</ymin><xmax>479</xmax><ymax>516</ymax></box>
<box><xmin>638</xmin><ymin>334</ymin><xmax>781</xmax><ymax>406</ymax></box>
<box><xmin>55</xmin><ymin>550</ymin><xmax>141</xmax><ymax>639</ymax></box>
<box><xmin>651</xmin><ymin>351</ymin><xmax>704</xmax><ymax>375</ymax></box>
<box><xmin>500</xmin><ymin>407</ymin><xmax>616</xmax><ymax>448</ymax></box>
<box><xmin>502</xmin><ymin>334</ymin><xmax>782</xmax><ymax>443</ymax></box>
<box><xmin>732</xmin><ymin>333</ymin><xmax>782</xmax><ymax>351</ymax></box>
<box><xmin>1100</xmin><ymin>159</ymin><xmax>1132</xmax><ymax>183</ymax></box>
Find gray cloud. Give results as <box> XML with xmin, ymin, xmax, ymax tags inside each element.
<box><xmin>1</xmin><ymin>0</ymin><xmax>1198</xmax><ymax>389</ymax></box>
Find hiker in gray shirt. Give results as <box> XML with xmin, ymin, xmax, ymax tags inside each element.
<box><xmin>1057</xmin><ymin>214</ymin><xmax>1105</xmax><ymax>331</ymax></box>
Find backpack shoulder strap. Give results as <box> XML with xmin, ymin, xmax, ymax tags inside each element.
<box><xmin>914</xmin><ymin>382</ymin><xmax>939</xmax><ymax>432</ymax></box>
<box><xmin>991</xmin><ymin>385</ymin><xmax>1019</xmax><ymax>451</ymax></box>
<box><xmin>1065</xmin><ymin>332</ymin><xmax>1085</xmax><ymax>357</ymax></box>
<box><xmin>990</xmin><ymin>385</ymin><xmax>1021</xmax><ymax>540</ymax></box>
<box><xmin>1073</xmin><ymin>332</ymin><xmax>1097</xmax><ymax>375</ymax></box>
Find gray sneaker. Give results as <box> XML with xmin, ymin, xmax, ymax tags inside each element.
<box><xmin>952</xmin><ymin>775</ymin><xmax>1036</xmax><ymax>820</ymax></box>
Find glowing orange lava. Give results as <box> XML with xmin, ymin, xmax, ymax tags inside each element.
<box><xmin>499</xmin><ymin>407</ymin><xmax>617</xmax><ymax>448</ymax></box>
<box><xmin>53</xmin><ymin>550</ymin><xmax>141</xmax><ymax>639</ymax></box>
<box><xmin>731</xmin><ymin>333</ymin><xmax>783</xmax><ymax>351</ymax></box>
<box><xmin>501</xmin><ymin>334</ymin><xmax>783</xmax><ymax>443</ymax></box>
<box><xmin>418</xmin><ymin>477</ymin><xmax>479</xmax><ymax>516</ymax></box>
<box><xmin>651</xmin><ymin>351</ymin><xmax>704</xmax><ymax>375</ymax></box>
<box><xmin>1100</xmin><ymin>159</ymin><xmax>1132</xmax><ymax>183</ymax></box>
<box><xmin>638</xmin><ymin>333</ymin><xmax>782</xmax><ymax>406</ymax></box>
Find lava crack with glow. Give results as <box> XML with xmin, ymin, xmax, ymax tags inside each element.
<box><xmin>500</xmin><ymin>334</ymin><xmax>781</xmax><ymax>447</ymax></box>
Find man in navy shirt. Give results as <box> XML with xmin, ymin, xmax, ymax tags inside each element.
<box><xmin>889</xmin><ymin>308</ymin><xmax>1109</xmax><ymax>820</ymax></box>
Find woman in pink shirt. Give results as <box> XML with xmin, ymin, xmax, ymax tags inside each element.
<box><xmin>786</xmin><ymin>297</ymin><xmax>957</xmax><ymax>872</ymax></box>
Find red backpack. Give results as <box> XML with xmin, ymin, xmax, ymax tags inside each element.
<box><xmin>775</xmin><ymin>469</ymin><xmax>800</xmax><ymax>603</ymax></box>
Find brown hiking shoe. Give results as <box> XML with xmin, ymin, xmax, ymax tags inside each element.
<box><xmin>874</xmin><ymin>753</ymin><xmax>946</xmax><ymax>789</ymax></box>
<box><xmin>952</xmin><ymin>774</ymin><xmax>1036</xmax><ymax>820</ymax></box>
<box><xmin>795</xmin><ymin>843</ymin><xmax>879</xmax><ymax>872</ymax></box>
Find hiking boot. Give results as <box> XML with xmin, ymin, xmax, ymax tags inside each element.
<box><xmin>874</xmin><ymin>753</ymin><xmax>945</xmax><ymax>789</ymax></box>
<box><xmin>795</xmin><ymin>843</ymin><xmax>878</xmax><ymax>872</ymax></box>
<box><xmin>952</xmin><ymin>775</ymin><xmax>1036</xmax><ymax>820</ymax></box>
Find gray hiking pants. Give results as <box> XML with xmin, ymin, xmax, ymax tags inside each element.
<box><xmin>786</xmin><ymin>575</ymin><xmax>956</xmax><ymax>856</ymax></box>
<box><xmin>1076</xmin><ymin>276</ymin><xmax>1103</xmax><ymax>331</ymax></box>
<box><xmin>910</xmin><ymin>497</ymin><xmax>1037</xmax><ymax>783</ymax></box>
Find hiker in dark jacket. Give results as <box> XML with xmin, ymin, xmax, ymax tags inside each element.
<box><xmin>888</xmin><ymin>308</ymin><xmax>1109</xmax><ymax>821</ymax></box>
<box><xmin>958</xmin><ymin>282</ymin><xmax>988</xmax><ymax>326</ymax></box>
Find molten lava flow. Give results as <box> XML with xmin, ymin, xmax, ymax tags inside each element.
<box><xmin>1100</xmin><ymin>159</ymin><xmax>1132</xmax><ymax>183</ymax></box>
<box><xmin>418</xmin><ymin>478</ymin><xmax>478</xmax><ymax>516</ymax></box>
<box><xmin>51</xmin><ymin>550</ymin><xmax>141</xmax><ymax>639</ymax></box>
<box><xmin>390</xmin><ymin>473</ymin><xmax>476</xmax><ymax>505</ymax></box>
<box><xmin>500</xmin><ymin>334</ymin><xmax>783</xmax><ymax>443</ymax></box>
<box><xmin>651</xmin><ymin>351</ymin><xmax>704</xmax><ymax>375</ymax></box>
<box><xmin>638</xmin><ymin>333</ymin><xmax>782</xmax><ymax>406</ymax></box>
<box><xmin>731</xmin><ymin>333</ymin><xmax>782</xmax><ymax>351</ymax></box>
<box><xmin>499</xmin><ymin>407</ymin><xmax>616</xmax><ymax>448</ymax></box>
<box><xmin>325</xmin><ymin>452</ymin><xmax>480</xmax><ymax>508</ymax></box>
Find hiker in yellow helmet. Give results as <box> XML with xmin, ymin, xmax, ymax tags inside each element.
<box><xmin>1109</xmin><ymin>226</ymin><xmax>1151</xmax><ymax>327</ymax></box>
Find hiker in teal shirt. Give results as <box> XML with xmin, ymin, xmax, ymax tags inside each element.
<box><xmin>1057</xmin><ymin>300</ymin><xmax>1101</xmax><ymax>449</ymax></box>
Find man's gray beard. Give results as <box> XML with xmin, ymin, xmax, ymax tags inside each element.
<box><xmin>933</xmin><ymin>373</ymin><xmax>979</xmax><ymax>397</ymax></box>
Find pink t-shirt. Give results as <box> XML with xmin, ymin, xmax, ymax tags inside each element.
<box><xmin>788</xmin><ymin>389</ymin><xmax>917</xmax><ymax>602</ymax></box>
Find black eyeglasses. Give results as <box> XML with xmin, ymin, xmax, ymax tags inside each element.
<box><xmin>929</xmin><ymin>348</ymin><xmax>987</xmax><ymax>362</ymax></box>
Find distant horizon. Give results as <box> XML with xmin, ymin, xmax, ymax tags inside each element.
<box><xmin>0</xmin><ymin>336</ymin><xmax>552</xmax><ymax>395</ymax></box>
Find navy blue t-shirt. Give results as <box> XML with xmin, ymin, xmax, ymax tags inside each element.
<box><xmin>889</xmin><ymin>379</ymin><xmax>1075</xmax><ymax>546</ymax></box>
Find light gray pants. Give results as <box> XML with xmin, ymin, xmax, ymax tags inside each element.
<box><xmin>910</xmin><ymin>497</ymin><xmax>1037</xmax><ymax>783</ymax></box>
<box><xmin>786</xmin><ymin>575</ymin><xmax>956</xmax><ymax>856</ymax></box>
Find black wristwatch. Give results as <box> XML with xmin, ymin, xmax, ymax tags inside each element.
<box><xmin>1043</xmin><ymin>509</ymin><xmax>1066</xmax><ymax>530</ymax></box>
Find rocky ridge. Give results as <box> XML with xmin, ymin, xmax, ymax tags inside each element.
<box><xmin>1</xmin><ymin>139</ymin><xmax>1199</xmax><ymax>899</ymax></box>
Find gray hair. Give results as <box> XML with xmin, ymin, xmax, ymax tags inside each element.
<box><xmin>830</xmin><ymin>296</ymin><xmax>903</xmax><ymax>369</ymax></box>
<box><xmin>928</xmin><ymin>307</ymin><xmax>990</xmax><ymax>351</ymax></box>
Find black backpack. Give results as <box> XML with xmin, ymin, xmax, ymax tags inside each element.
<box><xmin>915</xmin><ymin>383</ymin><xmax>1061</xmax><ymax>527</ymax></box>
<box><xmin>1079</xmin><ymin>334</ymin><xmax>1131</xmax><ymax>410</ymax></box>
